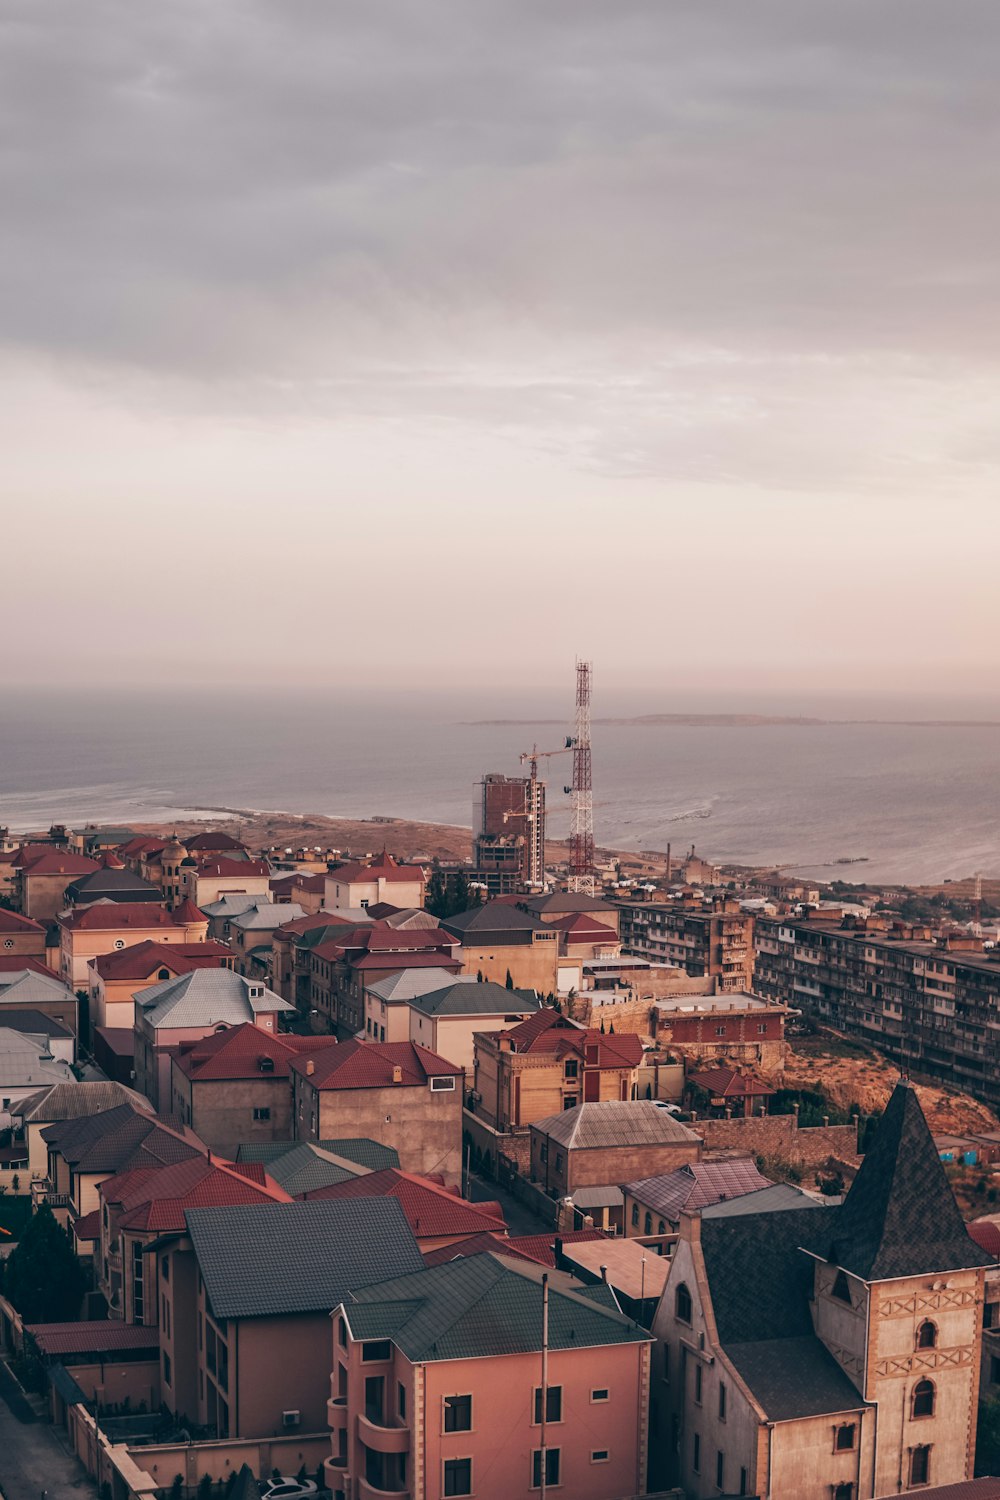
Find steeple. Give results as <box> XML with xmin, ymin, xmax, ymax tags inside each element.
<box><xmin>817</xmin><ymin>1080</ymin><xmax>993</xmax><ymax>1281</ymax></box>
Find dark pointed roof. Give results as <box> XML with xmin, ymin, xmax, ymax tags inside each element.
<box><xmin>230</xmin><ymin>1464</ymin><xmax>262</xmax><ymax>1500</ymax></box>
<box><xmin>814</xmin><ymin>1081</ymin><xmax>993</xmax><ymax>1281</ymax></box>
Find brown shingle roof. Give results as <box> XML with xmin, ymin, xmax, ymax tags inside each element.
<box><xmin>290</xmin><ymin>1039</ymin><xmax>460</xmax><ymax>1091</ymax></box>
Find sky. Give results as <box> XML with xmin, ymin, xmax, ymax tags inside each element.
<box><xmin>2</xmin><ymin>1</ymin><xmax>999</xmax><ymax>702</ymax></box>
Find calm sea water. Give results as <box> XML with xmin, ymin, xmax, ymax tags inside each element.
<box><xmin>1</xmin><ymin>689</ymin><xmax>999</xmax><ymax>885</ymax></box>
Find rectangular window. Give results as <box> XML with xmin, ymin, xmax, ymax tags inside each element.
<box><xmin>533</xmin><ymin>1385</ymin><xmax>562</xmax><ymax>1424</ymax></box>
<box><xmin>443</xmin><ymin>1394</ymin><xmax>472</xmax><ymax>1432</ymax></box>
<box><xmin>362</xmin><ymin>1340</ymin><xmax>392</xmax><ymax>1362</ymax></box>
<box><xmin>443</xmin><ymin>1458</ymin><xmax>472</xmax><ymax>1497</ymax></box>
<box><xmin>716</xmin><ymin>1451</ymin><xmax>724</xmax><ymax>1489</ymax></box>
<box><xmin>252</xmin><ymin>1107</ymin><xmax>271</xmax><ymax>1121</ymax></box>
<box><xmin>162</xmin><ymin>1351</ymin><xmax>172</xmax><ymax>1386</ymax></box>
<box><xmin>591</xmin><ymin>1450</ymin><xmax>609</xmax><ymax>1463</ymax></box>
<box><xmin>715</xmin><ymin>1025</ymin><xmax>726</xmax><ymax>1036</ymax></box>
<box><xmin>694</xmin><ymin>1364</ymin><xmax>702</xmax><ymax>1404</ymax></box>
<box><xmin>431</xmin><ymin>1076</ymin><xmax>456</xmax><ymax>1091</ymax></box>
<box><xmin>591</xmin><ymin>1388</ymin><xmax>609</xmax><ymax>1403</ymax></box>
<box><xmin>398</xmin><ymin>1382</ymin><xmax>406</xmax><ymax>1419</ymax></box>
<box><xmin>364</xmin><ymin>1376</ymin><xmax>385</xmax><ymax>1425</ymax></box>
<box><xmin>531</xmin><ymin>1449</ymin><xmax>560</xmax><ymax>1489</ymax></box>
<box><xmin>692</xmin><ymin>1433</ymin><xmax>701</xmax><ymax>1473</ymax></box>
<box><xmin>718</xmin><ymin>1382</ymin><xmax>726</xmax><ymax>1421</ymax></box>
<box><xmin>554</xmin><ymin>1153</ymin><xmax>563</xmax><ymax>1172</ymax></box>
<box><xmin>564</xmin><ymin>1059</ymin><xmax>579</xmax><ymax>1079</ymax></box>
<box><xmin>740</xmin><ymin>1467</ymin><xmax>748</xmax><ymax>1496</ymax></box>
<box><xmin>161</xmin><ymin>1255</ymin><xmax>170</xmax><ymax>1282</ymax></box>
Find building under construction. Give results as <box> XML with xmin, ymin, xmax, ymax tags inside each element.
<box><xmin>472</xmin><ymin>771</ymin><xmax>546</xmax><ymax>895</ymax></box>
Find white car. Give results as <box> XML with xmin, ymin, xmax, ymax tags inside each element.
<box><xmin>652</xmin><ymin>1100</ymin><xmax>683</xmax><ymax>1116</ymax></box>
<box><xmin>260</xmin><ymin>1480</ymin><xmax>318</xmax><ymax>1500</ymax></box>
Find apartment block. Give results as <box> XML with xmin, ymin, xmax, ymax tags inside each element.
<box><xmin>616</xmin><ymin>895</ymin><xmax>754</xmax><ymax>992</ymax></box>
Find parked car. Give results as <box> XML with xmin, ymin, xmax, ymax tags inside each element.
<box><xmin>652</xmin><ymin>1100</ymin><xmax>683</xmax><ymax>1115</ymax></box>
<box><xmin>260</xmin><ymin>1479</ymin><xmax>318</xmax><ymax>1500</ymax></box>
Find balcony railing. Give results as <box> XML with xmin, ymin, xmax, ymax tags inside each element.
<box><xmin>327</xmin><ymin>1398</ymin><xmax>348</xmax><ymax>1430</ymax></box>
<box><xmin>357</xmin><ymin>1413</ymin><xmax>410</xmax><ymax>1453</ymax></box>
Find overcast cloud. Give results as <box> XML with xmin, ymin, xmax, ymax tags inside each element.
<box><xmin>1</xmin><ymin>2</ymin><xmax>998</xmax><ymax>694</ymax></box>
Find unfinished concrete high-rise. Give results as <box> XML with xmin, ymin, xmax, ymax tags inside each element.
<box><xmin>471</xmin><ymin>771</ymin><xmax>545</xmax><ymax>895</ymax></box>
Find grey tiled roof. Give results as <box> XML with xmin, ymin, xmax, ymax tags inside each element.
<box><xmin>345</xmin><ymin>1251</ymin><xmax>650</xmax><ymax>1361</ymax></box>
<box><xmin>366</xmin><ymin>969</ymin><xmax>475</xmax><ymax>1003</ymax></box>
<box><xmin>408</xmin><ymin>981</ymin><xmax>539</xmax><ymax>1018</ymax></box>
<box><xmin>136</xmin><ymin>969</ymin><xmax>295</xmax><ymax>1027</ymax></box>
<box><xmin>0</xmin><ymin>1030</ymin><xmax>74</xmax><ymax>1089</ymax></box>
<box><xmin>185</xmin><ymin>1199</ymin><xmax>424</xmax><ymax>1318</ymax></box>
<box><xmin>701</xmin><ymin>1205</ymin><xmax>837</xmax><ymax>1346</ymax></box>
<box><xmin>0</xmin><ymin>971</ymin><xmax>75</xmax><ymax>1005</ymax></box>
<box><xmin>17</xmin><ymin>1080</ymin><xmax>151</xmax><ymax>1123</ymax></box>
<box><xmin>726</xmin><ymin>1336</ymin><xmax>867</xmax><ymax>1420</ymax></box>
<box><xmin>441</xmin><ymin>904</ymin><xmax>548</xmax><ymax>937</ymax></box>
<box><xmin>236</xmin><ymin>1138</ymin><xmax>399</xmax><ymax>1172</ymax></box>
<box><xmin>248</xmin><ymin>1143</ymin><xmax>359</xmax><ymax>1196</ymax></box>
<box><xmin>533</xmin><ymin>1100</ymin><xmax>700</xmax><ymax>1150</ymax></box>
<box><xmin>626</xmin><ymin>1160</ymin><xmax>772</xmax><ymax>1222</ymax></box>
<box><xmin>228</xmin><ymin>903</ymin><xmax>306</xmax><ymax>932</ymax></box>
<box><xmin>700</xmin><ymin>1183</ymin><xmax>820</xmax><ymax>1219</ymax></box>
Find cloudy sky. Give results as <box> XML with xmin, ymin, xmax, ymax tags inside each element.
<box><xmin>2</xmin><ymin>1</ymin><xmax>998</xmax><ymax>702</ymax></box>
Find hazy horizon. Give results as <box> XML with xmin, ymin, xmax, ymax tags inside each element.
<box><xmin>2</xmin><ymin>3</ymin><xmax>999</xmax><ymax>696</ymax></box>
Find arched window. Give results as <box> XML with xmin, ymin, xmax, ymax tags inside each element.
<box><xmin>675</xmin><ymin>1282</ymin><xmax>692</xmax><ymax>1324</ymax></box>
<box><xmin>916</xmin><ymin>1320</ymin><xmax>937</xmax><ymax>1349</ymax></box>
<box><xmin>158</xmin><ymin>968</ymin><xmax>170</xmax><ymax>980</ymax></box>
<box><xmin>644</xmin><ymin>1212</ymin><xmax>653</xmax><ymax>1235</ymax></box>
<box><xmin>658</xmin><ymin>1220</ymin><xmax>666</xmax><ymax>1235</ymax></box>
<box><xmin>910</xmin><ymin>1445</ymin><xmax>930</xmax><ymax>1485</ymax></box>
<box><xmin>835</xmin><ymin>1423</ymin><xmax>856</xmax><ymax>1451</ymax></box>
<box><xmin>912</xmin><ymin>1379</ymin><xmax>935</xmax><ymax>1419</ymax></box>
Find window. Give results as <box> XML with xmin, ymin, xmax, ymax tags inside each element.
<box><xmin>162</xmin><ymin>1351</ymin><xmax>171</xmax><ymax>1386</ymax></box>
<box><xmin>834</xmin><ymin>1486</ymin><xmax>854</xmax><ymax>1500</ymax></box>
<box><xmin>644</xmin><ymin>1212</ymin><xmax>653</xmax><ymax>1235</ymax></box>
<box><xmin>675</xmin><ymin>1283</ymin><xmax>692</xmax><ymax>1323</ymax></box>
<box><xmin>986</xmin><ymin>1303</ymin><xmax>998</xmax><ymax>1330</ymax></box>
<box><xmin>910</xmin><ymin>1445</ymin><xmax>930</xmax><ymax>1486</ymax></box>
<box><xmin>564</xmin><ymin>1059</ymin><xmax>579</xmax><ymax>1079</ymax></box>
<box><xmin>692</xmin><ymin>1433</ymin><xmax>701</xmax><ymax>1473</ymax></box>
<box><xmin>364</xmin><ymin>1376</ymin><xmax>385</xmax><ymax>1424</ymax></box>
<box><xmin>912</xmin><ymin>1379</ymin><xmax>935</xmax><ymax>1418</ymax></box>
<box><xmin>658</xmin><ymin>1219</ymin><xmax>666</xmax><ymax>1235</ymax></box>
<box><xmin>916</xmin><ymin>1321</ymin><xmax>937</xmax><ymax>1349</ymax></box>
<box><xmin>362</xmin><ymin>1340</ymin><xmax>391</xmax><ymax>1362</ymax></box>
<box><xmin>739</xmin><ymin>1468</ymin><xmax>748</xmax><ymax>1496</ymax></box>
<box><xmin>161</xmin><ymin>1255</ymin><xmax>169</xmax><ymax>1282</ymax></box>
<box><xmin>444</xmin><ymin>1394</ymin><xmax>472</xmax><ymax>1432</ymax></box>
<box><xmin>531</xmin><ymin>1449</ymin><xmax>560</xmax><ymax>1489</ymax></box>
<box><xmin>631</xmin><ymin>1204</ymin><xmax>640</xmax><ymax>1228</ymax></box>
<box><xmin>836</xmin><ymin>1424</ymin><xmax>856</xmax><ymax>1451</ymax></box>
<box><xmin>591</xmin><ymin>1450</ymin><xmax>609</xmax><ymax>1463</ymax></box>
<box><xmin>398</xmin><ymin>1382</ymin><xmax>406</xmax><ymax>1419</ymax></box>
<box><xmin>443</xmin><ymin>1458</ymin><xmax>472</xmax><ymax>1497</ymax></box>
<box><xmin>694</xmin><ymin>1364</ymin><xmax>702</xmax><ymax>1403</ymax></box>
<box><xmin>533</xmin><ymin>1386</ymin><xmax>562</xmax><ymax>1423</ymax></box>
<box><xmin>554</xmin><ymin>1153</ymin><xmax>563</xmax><ymax>1172</ymax></box>
<box><xmin>831</xmin><ymin>1270</ymin><xmax>852</xmax><ymax>1304</ymax></box>
<box><xmin>563</xmin><ymin>1095</ymin><xmax>577</xmax><ymax>1110</ymax></box>
<box><xmin>591</xmin><ymin>1388</ymin><xmax>609</xmax><ymax>1403</ymax></box>
<box><xmin>338</xmin><ymin>1317</ymin><xmax>348</xmax><ymax>1347</ymax></box>
<box><xmin>715</xmin><ymin>1025</ymin><xmax>726</xmax><ymax>1037</ymax></box>
<box><xmin>718</xmin><ymin>1383</ymin><xmax>727</xmax><ymax>1421</ymax></box>
<box><xmin>252</xmin><ymin>1107</ymin><xmax>271</xmax><ymax>1121</ymax></box>
<box><xmin>716</xmin><ymin>1451</ymin><xmax>725</xmax><ymax>1489</ymax></box>
<box><xmin>431</xmin><ymin>1076</ymin><xmax>456</xmax><ymax>1091</ymax></box>
<box><xmin>757</xmin><ymin>1023</ymin><xmax>767</xmax><ymax>1035</ymax></box>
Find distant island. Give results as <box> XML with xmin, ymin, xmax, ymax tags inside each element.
<box><xmin>464</xmin><ymin>714</ymin><xmax>1000</xmax><ymax>728</ymax></box>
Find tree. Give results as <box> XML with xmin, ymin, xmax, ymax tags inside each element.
<box><xmin>505</xmin><ymin>969</ymin><xmax>514</xmax><ymax>990</ymax></box>
<box><xmin>4</xmin><ymin>1203</ymin><xmax>86</xmax><ymax>1322</ymax></box>
<box><xmin>426</xmin><ymin>869</ymin><xmax>448</xmax><ymax>918</ymax></box>
<box><xmin>452</xmin><ymin>871</ymin><xmax>470</xmax><ymax>913</ymax></box>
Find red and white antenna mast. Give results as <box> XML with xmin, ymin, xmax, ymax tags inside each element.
<box><xmin>567</xmin><ymin>659</ymin><xmax>595</xmax><ymax>895</ymax></box>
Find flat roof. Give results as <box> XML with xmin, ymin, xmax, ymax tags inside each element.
<box><xmin>562</xmin><ymin>1239</ymin><xmax>670</xmax><ymax>1302</ymax></box>
<box><xmin>654</xmin><ymin>992</ymin><xmax>785</xmax><ymax>1014</ymax></box>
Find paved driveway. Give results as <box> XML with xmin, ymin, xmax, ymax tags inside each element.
<box><xmin>0</xmin><ymin>1366</ymin><xmax>96</xmax><ymax>1500</ymax></box>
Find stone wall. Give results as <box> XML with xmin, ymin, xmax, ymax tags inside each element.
<box><xmin>696</xmin><ymin>1112</ymin><xmax>858</xmax><ymax>1165</ymax></box>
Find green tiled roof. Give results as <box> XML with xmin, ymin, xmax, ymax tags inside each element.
<box><xmin>345</xmin><ymin>1252</ymin><xmax>650</xmax><ymax>1362</ymax></box>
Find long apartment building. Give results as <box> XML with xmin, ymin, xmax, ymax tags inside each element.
<box><xmin>755</xmin><ymin>913</ymin><xmax>1000</xmax><ymax>1109</ymax></box>
<box><xmin>616</xmin><ymin>895</ymin><xmax>754</xmax><ymax>993</ymax></box>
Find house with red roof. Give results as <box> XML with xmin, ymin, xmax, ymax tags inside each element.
<box><xmin>14</xmin><ymin>847</ymin><xmax>100</xmax><ymax>921</ymax></box>
<box><xmin>58</xmin><ymin>901</ymin><xmax>209</xmax><ymax>990</ymax></box>
<box><xmin>308</xmin><ymin>920</ymin><xmax>461</xmax><ymax>1037</ymax></box>
<box><xmin>178</xmin><ymin>856</ymin><xmax>272</xmax><ymax>911</ymax></box>
<box><xmin>87</xmin><ymin>939</ymin><xmax>235</xmax><ymax>1033</ymax></box>
<box><xmin>687</xmin><ymin>1065</ymin><xmax>775</xmax><ymax>1118</ymax></box>
<box><xmin>169</xmin><ymin>1022</ymin><xmax>339</xmax><ymax>1155</ymax></box>
<box><xmin>0</xmin><ymin>907</ymin><xmax>49</xmax><ymax>964</ymax></box>
<box><xmin>324</xmin><ymin>849</ymin><xmax>425</xmax><ymax>914</ymax></box>
<box><xmin>304</xmin><ymin>1167</ymin><xmax>507</xmax><ymax>1252</ymax></box>
<box><xmin>290</xmin><ymin>1039</ymin><xmax>464</xmax><ymax>1184</ymax></box>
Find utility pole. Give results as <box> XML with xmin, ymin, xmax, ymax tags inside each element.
<box><xmin>540</xmin><ymin>1272</ymin><xmax>550</xmax><ymax>1500</ymax></box>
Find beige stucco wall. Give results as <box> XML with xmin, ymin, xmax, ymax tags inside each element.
<box><xmin>457</xmin><ymin>936</ymin><xmax>558</xmax><ymax>994</ymax></box>
<box><xmin>170</xmin><ymin>1066</ymin><xmax>294</xmax><ymax>1156</ymax></box>
<box><xmin>295</xmin><ymin>1073</ymin><xmax>463</xmax><ymax>1185</ymax></box>
<box><xmin>409</xmin><ymin>1008</ymin><xmax>533</xmax><ymax>1078</ymax></box>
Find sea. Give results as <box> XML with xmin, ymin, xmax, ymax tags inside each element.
<box><xmin>1</xmin><ymin>687</ymin><xmax>999</xmax><ymax>887</ymax></box>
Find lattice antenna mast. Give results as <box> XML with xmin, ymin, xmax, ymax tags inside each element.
<box><xmin>567</xmin><ymin>659</ymin><xmax>596</xmax><ymax>895</ymax></box>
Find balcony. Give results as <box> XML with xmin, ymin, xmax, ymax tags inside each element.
<box><xmin>327</xmin><ymin>1398</ymin><xmax>348</xmax><ymax>1430</ymax></box>
<box><xmin>359</xmin><ymin>1480</ymin><xmax>409</xmax><ymax>1500</ymax></box>
<box><xmin>357</xmin><ymin>1413</ymin><xmax>410</xmax><ymax>1453</ymax></box>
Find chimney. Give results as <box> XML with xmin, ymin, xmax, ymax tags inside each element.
<box><xmin>306</xmin><ymin>1059</ymin><xmax>315</xmax><ymax>1076</ymax></box>
<box><xmin>392</xmin><ymin>1065</ymin><xmax>403</xmax><ymax>1083</ymax></box>
<box><xmin>600</xmin><ymin>1265</ymin><xmax>608</xmax><ymax>1283</ymax></box>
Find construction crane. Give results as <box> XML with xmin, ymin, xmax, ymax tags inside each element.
<box><xmin>519</xmin><ymin>743</ymin><xmax>571</xmax><ymax>781</ymax></box>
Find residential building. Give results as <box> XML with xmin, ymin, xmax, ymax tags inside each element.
<box><xmin>291</xmin><ymin>1040</ymin><xmax>464</xmax><ymax>1184</ymax></box>
<box><xmin>441</xmin><ymin>904</ymin><xmax>560</xmax><ymax>993</ymax></box>
<box><xmin>178</xmin><ymin>857</ymin><xmax>272</xmax><ymax>910</ymax></box>
<box><xmin>0</xmin><ymin>908</ymin><xmax>49</xmax><ymax>962</ymax></box>
<box><xmin>308</xmin><ymin>923</ymin><xmax>461</xmax><ymax>1037</ymax></box>
<box><xmin>41</xmin><ymin>1104</ymin><xmax>202</xmax><ymax>1231</ymax></box>
<box><xmin>472</xmin><ymin>770</ymin><xmax>545</xmax><ymax>894</ymax></box>
<box><xmin>520</xmin><ymin>892</ymin><xmax>621</xmax><ymax>937</ymax></box>
<box><xmin>271</xmin><ymin>912</ymin><xmax>372</xmax><ymax>1006</ymax></box>
<box><xmin>325</xmin><ymin>851</ymin><xmax>425</xmax><ymax>913</ymax></box>
<box><xmin>236</xmin><ymin>1138</ymin><xmax>400</xmax><ymax>1195</ymax></box>
<box><xmin>0</xmin><ymin>1026</ymin><xmax>76</xmax><ymax>1106</ymax></box>
<box><xmin>158</xmin><ymin>1198</ymin><xmax>424</xmax><ymax>1437</ymax></box>
<box><xmin>226</xmin><ymin>900</ymin><xmax>307</xmax><ymax>978</ymax></box>
<box><xmin>15</xmin><ymin>1080</ymin><xmax>153</xmax><ymax>1182</ymax></box>
<box><xmin>406</xmin><ymin>980</ymin><xmax>541</xmax><ymax>1077</ymax></box>
<box><xmin>304</xmin><ymin>1167</ymin><xmax>507</xmax><ymax>1252</ymax></box>
<box><xmin>530</xmin><ymin>1100</ymin><xmax>701</xmax><ymax>1198</ymax></box>
<box><xmin>623</xmin><ymin>1159</ymin><xmax>771</xmax><ymax>1240</ymax></box>
<box><xmin>651</xmin><ymin>1080</ymin><xmax>994</xmax><ymax>1498</ymax></box>
<box><xmin>269</xmin><ymin>870</ymin><xmax>326</xmax><ymax>913</ymax></box>
<box><xmin>58</xmin><ymin>900</ymin><xmax>209</xmax><ymax>991</ymax></box>
<box><xmin>327</xmin><ymin>1251</ymin><xmax>652</xmax><ymax>1500</ymax></box>
<box><xmin>64</xmin><ymin>854</ymin><xmax>162</xmax><ymax>909</ymax></box>
<box><xmin>651</xmin><ymin>989</ymin><xmax>788</xmax><ymax>1076</ymax></box>
<box><xmin>169</xmin><ymin>1022</ymin><xmax>339</xmax><ymax>1155</ymax></box>
<box><xmin>755</xmin><ymin>915</ymin><xmax>1000</xmax><ymax>1112</ymax></box>
<box><xmin>14</xmin><ymin>847</ymin><xmax>100</xmax><ymax>921</ymax></box>
<box><xmin>617</xmin><ymin>895</ymin><xmax>755</xmax><ymax>992</ymax></box>
<box><xmin>0</xmin><ymin>1008</ymin><xmax>76</xmax><ymax>1064</ymax></box>
<box><xmin>134</xmin><ymin>969</ymin><xmax>296</xmax><ymax>1110</ymax></box>
<box><xmin>0</xmin><ymin>966</ymin><xmax>78</xmax><ymax>1037</ymax></box>
<box><xmin>364</xmin><ymin>968</ymin><xmax>476</xmax><ymax>1044</ymax></box>
<box><xmin>88</xmin><ymin>939</ymin><xmax>235</xmax><ymax>1034</ymax></box>
<box><xmin>687</xmin><ymin>1065</ymin><xmax>775</xmax><ymax>1117</ymax></box>
<box><xmin>471</xmin><ymin>1008</ymin><xmax>644</xmax><ymax>1135</ymax></box>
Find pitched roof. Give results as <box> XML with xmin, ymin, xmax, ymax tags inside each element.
<box><xmin>136</xmin><ymin>969</ymin><xmax>295</xmax><ymax>1028</ymax></box>
<box><xmin>173</xmin><ymin>898</ymin><xmax>208</xmax><ymax>923</ymax></box>
<box><xmin>26</xmin><ymin>1322</ymin><xmax>158</xmax><ymax>1356</ymax></box>
<box><xmin>408</xmin><ymin>980</ymin><xmax>539</xmax><ymax>1019</ymax></box>
<box><xmin>43</xmin><ymin>1107</ymin><xmax>202</xmax><ymax>1174</ymax></box>
<box><xmin>809</xmin><ymin>1080</ymin><xmax>994</xmax><ymax>1280</ymax></box>
<box><xmin>0</xmin><ymin>909</ymin><xmax>45</xmax><ymax>934</ymax></box>
<box><xmin>0</xmin><ymin>1008</ymin><xmax>73</xmax><ymax>1040</ymax></box>
<box><xmin>16</xmin><ymin>1080</ymin><xmax>152</xmax><ymax>1124</ymax></box>
<box><xmin>689</xmin><ymin>1066</ymin><xmax>775</xmax><ymax>1098</ymax></box>
<box><xmin>183</xmin><ymin>832</ymin><xmax>248</xmax><ymax>853</ymax></box>
<box><xmin>701</xmin><ymin>1203</ymin><xmax>836</xmax><ymax>1347</ymax></box>
<box><xmin>351</xmin><ymin>951</ymin><xmax>462</xmax><ymax>973</ymax></box>
<box><xmin>18</xmin><ymin>850</ymin><xmax>99</xmax><ymax>877</ymax></box>
<box><xmin>91</xmin><ymin>940</ymin><xmax>231</xmax><ymax>981</ymax></box>
<box><xmin>968</xmin><ymin>1221</ymin><xmax>1000</xmax><ymax>1260</ymax></box>
<box><xmin>501</xmin><ymin>1007</ymin><xmax>586</xmax><ymax>1051</ymax></box>
<box><xmin>112</xmin><ymin>1156</ymin><xmax>290</xmax><ymax>1232</ymax></box>
<box><xmin>521</xmin><ymin>894</ymin><xmax>617</xmax><ymax>916</ymax></box>
<box><xmin>345</xmin><ymin>1251</ymin><xmax>650</xmax><ymax>1361</ymax></box>
<box><xmin>171</xmin><ymin>1023</ymin><xmax>338</xmax><ymax>1081</ymax></box>
<box><xmin>328</xmin><ymin>851</ymin><xmax>424</xmax><ymax>885</ymax></box>
<box><xmin>0</xmin><ymin>969</ymin><xmax>75</xmax><ymax>1007</ymax></box>
<box><xmin>0</xmin><ymin>1030</ymin><xmax>73</xmax><ymax>1089</ymax></box>
<box><xmin>73</xmin><ymin>1209</ymin><xmax>102</xmax><ymax>1241</ymax></box>
<box><xmin>227</xmin><ymin>901</ymin><xmax>306</xmax><ymax>932</ymax></box>
<box><xmin>65</xmin><ymin>867</ymin><xmax>162</xmax><ymax>903</ymax></box>
<box><xmin>185</xmin><ymin>1198</ymin><xmax>424</xmax><ymax>1318</ymax></box>
<box><xmin>441</xmin><ymin>904</ymin><xmax>548</xmax><ymax>937</ymax></box>
<box><xmin>0</xmin><ymin>957</ymin><xmax>59</xmax><ymax>980</ymax></box>
<box><xmin>725</xmin><ymin>1336</ymin><xmax>867</xmax><ymax>1421</ymax></box>
<box><xmin>366</xmin><ymin>969</ymin><xmax>476</xmax><ymax>1004</ymax></box>
<box><xmin>232</xmin><ymin>1142</ymin><xmax>360</xmax><ymax>1196</ymax></box>
<box><xmin>60</xmin><ymin>904</ymin><xmax>194</xmax><ymax>932</ymax></box>
<box><xmin>237</xmin><ymin>1138</ymin><xmax>400</xmax><ymax>1173</ymax></box>
<box><xmin>625</xmin><ymin>1160</ymin><xmax>772</xmax><ymax>1221</ymax></box>
<box><xmin>304</xmin><ymin>1169</ymin><xmax>507</xmax><ymax>1238</ymax></box>
<box><xmin>289</xmin><ymin>1039</ymin><xmax>460</xmax><ymax>1090</ymax></box>
<box><xmin>549</xmin><ymin>913</ymin><xmax>620</xmax><ymax>942</ymax></box>
<box><xmin>532</xmin><ymin>1100</ymin><xmax>700</xmax><ymax>1150</ymax></box>
<box><xmin>191</xmin><ymin>858</ymin><xmax>270</xmax><ymax>878</ymax></box>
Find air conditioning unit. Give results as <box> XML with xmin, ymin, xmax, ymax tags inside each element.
<box><xmin>282</xmin><ymin>1410</ymin><xmax>301</xmax><ymax>1428</ymax></box>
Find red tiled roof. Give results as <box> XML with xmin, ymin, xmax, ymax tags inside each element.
<box><xmin>94</xmin><ymin>1026</ymin><xmax>135</xmax><ymax>1057</ymax></box>
<box><xmin>0</xmin><ymin>956</ymin><xmax>60</xmax><ymax>978</ymax></box>
<box><xmin>26</xmin><ymin>1322</ymin><xmax>158</xmax><ymax>1355</ymax></box>
<box><xmin>290</xmin><ymin>1038</ymin><xmax>461</xmax><ymax>1090</ymax></box>
<box><xmin>183</xmin><ymin>832</ymin><xmax>248</xmax><ymax>853</ymax></box>
<box><xmin>278</xmin><ymin>913</ymin><xmax>360</xmax><ymax>939</ymax></box>
<box><xmin>328</xmin><ymin>851</ymin><xmax>424</xmax><ymax>885</ymax></box>
<box><xmin>0</xmin><ymin>909</ymin><xmax>46</xmax><ymax>934</ymax></box>
<box><xmin>968</xmin><ymin>1221</ymin><xmax>1000</xmax><ymax>1260</ymax></box>
<box><xmin>579</xmin><ymin>1028</ymin><xmax>644</xmax><ymax>1069</ymax></box>
<box><xmin>499</xmin><ymin>1008</ymin><xmax>641</xmax><ymax>1068</ymax></box>
<box><xmin>117</xmin><ymin>837</ymin><xmax>167</xmax><ymax>859</ymax></box>
<box><xmin>503</xmin><ymin>1007</ymin><xmax>581</xmax><ymax>1051</ymax></box>
<box><xmin>193</xmin><ymin>858</ymin><xmax>270</xmax><ymax>878</ymax></box>
<box><xmin>172</xmin><ymin>898</ymin><xmax>207</xmax><ymax>923</ymax></box>
<box><xmin>92</xmin><ymin>940</ymin><xmax>232</xmax><ymax>981</ymax></box>
<box><xmin>60</xmin><ymin>904</ymin><xmax>186</xmax><ymax>932</ymax></box>
<box><xmin>304</xmin><ymin>1169</ymin><xmax>506</xmax><ymax>1239</ymax></box>
<box><xmin>104</xmin><ymin>1153</ymin><xmax>290</xmax><ymax>1233</ymax></box>
<box><xmin>352</xmin><ymin>951</ymin><xmax>462</xmax><ymax>972</ymax></box>
<box><xmin>550</xmin><ymin>913</ymin><xmax>619</xmax><ymax>941</ymax></box>
<box><xmin>19</xmin><ymin>850</ymin><xmax>100</xmax><ymax>877</ymax></box>
<box><xmin>73</xmin><ymin>1209</ymin><xmax>101</xmax><ymax>1241</ymax></box>
<box><xmin>172</xmin><ymin>1022</ymin><xmax>338</xmax><ymax>1081</ymax></box>
<box><xmin>689</xmin><ymin>1067</ymin><xmax>775</xmax><ymax>1098</ymax></box>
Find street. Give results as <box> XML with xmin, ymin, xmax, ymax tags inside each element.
<box><xmin>0</xmin><ymin>1366</ymin><xmax>95</xmax><ymax>1500</ymax></box>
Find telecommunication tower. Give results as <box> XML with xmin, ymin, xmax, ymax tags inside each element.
<box><xmin>566</xmin><ymin>659</ymin><xmax>596</xmax><ymax>895</ymax></box>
